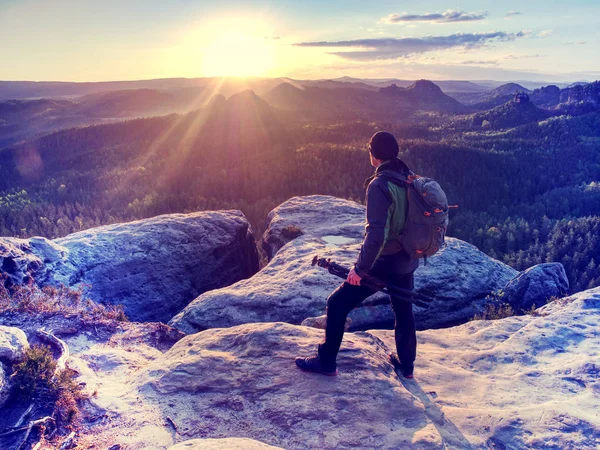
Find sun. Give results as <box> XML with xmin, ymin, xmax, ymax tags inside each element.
<box><xmin>199</xmin><ymin>23</ymin><xmax>275</xmax><ymax>77</ymax></box>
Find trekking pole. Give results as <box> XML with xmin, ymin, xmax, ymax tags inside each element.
<box><xmin>311</xmin><ymin>256</ymin><xmax>433</xmax><ymax>309</ymax></box>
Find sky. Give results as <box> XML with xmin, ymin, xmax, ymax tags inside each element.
<box><xmin>0</xmin><ymin>0</ymin><xmax>598</xmax><ymax>82</ymax></box>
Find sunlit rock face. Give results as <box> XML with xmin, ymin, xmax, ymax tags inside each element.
<box><xmin>0</xmin><ymin>211</ymin><xmax>259</xmax><ymax>322</ymax></box>
<box><xmin>261</xmin><ymin>195</ymin><xmax>365</xmax><ymax>259</ymax></box>
<box><xmin>0</xmin><ymin>237</ymin><xmax>65</xmax><ymax>287</ymax></box>
<box><xmin>372</xmin><ymin>286</ymin><xmax>600</xmax><ymax>450</ymax></box>
<box><xmin>170</xmin><ymin>195</ymin><xmax>517</xmax><ymax>333</ymax></box>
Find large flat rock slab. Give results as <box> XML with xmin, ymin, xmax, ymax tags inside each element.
<box><xmin>140</xmin><ymin>322</ymin><xmax>445</xmax><ymax>450</ymax></box>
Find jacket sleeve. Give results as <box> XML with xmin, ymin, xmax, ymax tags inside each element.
<box><xmin>355</xmin><ymin>180</ymin><xmax>391</xmax><ymax>277</ymax></box>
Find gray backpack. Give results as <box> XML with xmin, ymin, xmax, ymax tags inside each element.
<box><xmin>400</xmin><ymin>174</ymin><xmax>451</xmax><ymax>261</ymax></box>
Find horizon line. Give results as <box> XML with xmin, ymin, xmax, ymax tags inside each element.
<box><xmin>0</xmin><ymin>75</ymin><xmax>595</xmax><ymax>84</ymax></box>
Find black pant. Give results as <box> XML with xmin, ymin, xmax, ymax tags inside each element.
<box><xmin>319</xmin><ymin>255</ymin><xmax>416</xmax><ymax>366</ymax></box>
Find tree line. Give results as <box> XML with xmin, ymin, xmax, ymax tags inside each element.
<box><xmin>1</xmin><ymin>106</ymin><xmax>599</xmax><ymax>292</ymax></box>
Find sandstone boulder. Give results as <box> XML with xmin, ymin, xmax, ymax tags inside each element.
<box><xmin>503</xmin><ymin>262</ymin><xmax>569</xmax><ymax>311</ymax></box>
<box><xmin>414</xmin><ymin>238</ymin><xmax>518</xmax><ymax>328</ymax></box>
<box><xmin>262</xmin><ymin>195</ymin><xmax>365</xmax><ymax>259</ymax></box>
<box><xmin>168</xmin><ymin>438</ymin><xmax>284</xmax><ymax>450</ymax></box>
<box><xmin>0</xmin><ymin>211</ymin><xmax>259</xmax><ymax>322</ymax></box>
<box><xmin>171</xmin><ymin>196</ymin><xmax>517</xmax><ymax>332</ymax></box>
<box><xmin>152</xmin><ymin>288</ymin><xmax>600</xmax><ymax>449</ymax></box>
<box><xmin>0</xmin><ymin>325</ymin><xmax>29</xmax><ymax>363</ymax></box>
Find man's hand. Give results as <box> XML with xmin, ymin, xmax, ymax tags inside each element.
<box><xmin>346</xmin><ymin>267</ymin><xmax>362</xmax><ymax>286</ymax></box>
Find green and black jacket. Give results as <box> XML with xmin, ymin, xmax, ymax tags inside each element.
<box><xmin>354</xmin><ymin>158</ymin><xmax>419</xmax><ymax>277</ymax></box>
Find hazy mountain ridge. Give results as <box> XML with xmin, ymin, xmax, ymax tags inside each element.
<box><xmin>0</xmin><ymin>77</ymin><xmax>286</xmax><ymax>101</ymax></box>
<box><xmin>0</xmin><ymin>76</ymin><xmax>580</xmax><ymax>101</ymax></box>
<box><xmin>263</xmin><ymin>79</ymin><xmax>468</xmax><ymax>118</ymax></box>
<box><xmin>2</xmin><ymin>78</ymin><xmax>598</xmax><ymax>149</ymax></box>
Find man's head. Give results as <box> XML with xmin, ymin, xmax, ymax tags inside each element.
<box><xmin>368</xmin><ymin>131</ymin><xmax>399</xmax><ymax>167</ymax></box>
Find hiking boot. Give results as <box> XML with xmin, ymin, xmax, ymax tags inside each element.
<box><xmin>389</xmin><ymin>353</ymin><xmax>414</xmax><ymax>379</ymax></box>
<box><xmin>295</xmin><ymin>353</ymin><xmax>338</xmax><ymax>376</ymax></box>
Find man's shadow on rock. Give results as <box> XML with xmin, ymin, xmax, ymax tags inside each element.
<box><xmin>396</xmin><ymin>372</ymin><xmax>474</xmax><ymax>450</ymax></box>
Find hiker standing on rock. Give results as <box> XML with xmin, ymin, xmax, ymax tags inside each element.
<box><xmin>296</xmin><ymin>131</ymin><xmax>420</xmax><ymax>378</ymax></box>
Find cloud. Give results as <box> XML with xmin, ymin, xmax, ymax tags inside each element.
<box><xmin>264</xmin><ymin>36</ymin><xmax>281</xmax><ymax>40</ymax></box>
<box><xmin>382</xmin><ymin>10</ymin><xmax>487</xmax><ymax>24</ymax></box>
<box><xmin>566</xmin><ymin>40</ymin><xmax>587</xmax><ymax>45</ymax></box>
<box><xmin>461</xmin><ymin>60</ymin><xmax>498</xmax><ymax>65</ymax></box>
<box><xmin>293</xmin><ymin>31</ymin><xmax>529</xmax><ymax>61</ymax></box>
<box><xmin>504</xmin><ymin>53</ymin><xmax>545</xmax><ymax>60</ymax></box>
<box><xmin>505</xmin><ymin>11</ymin><xmax>521</xmax><ymax>17</ymax></box>
<box><xmin>538</xmin><ymin>29</ymin><xmax>553</xmax><ymax>38</ymax></box>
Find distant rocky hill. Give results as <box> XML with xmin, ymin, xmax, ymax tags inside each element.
<box><xmin>380</xmin><ymin>80</ymin><xmax>468</xmax><ymax>114</ymax></box>
<box><xmin>0</xmin><ymin>89</ymin><xmax>203</xmax><ymax>149</ymax></box>
<box><xmin>332</xmin><ymin>77</ymin><xmax>490</xmax><ymax>93</ymax></box>
<box><xmin>530</xmin><ymin>84</ymin><xmax>562</xmax><ymax>108</ymax></box>
<box><xmin>75</xmin><ymin>87</ymin><xmax>207</xmax><ymax>118</ymax></box>
<box><xmin>0</xmin><ymin>77</ymin><xmax>490</xmax><ymax>101</ymax></box>
<box><xmin>3</xmin><ymin>78</ymin><xmax>598</xmax><ymax>150</ymax></box>
<box><xmin>448</xmin><ymin>82</ymin><xmax>530</xmax><ymax>109</ymax></box>
<box><xmin>529</xmin><ymin>81</ymin><xmax>600</xmax><ymax>113</ymax></box>
<box><xmin>0</xmin><ymin>98</ymin><xmax>95</xmax><ymax>148</ymax></box>
<box><xmin>263</xmin><ymin>83</ymin><xmax>381</xmax><ymax>120</ymax></box>
<box><xmin>0</xmin><ymin>89</ymin><xmax>290</xmax><ymax>191</ymax></box>
<box><xmin>449</xmin><ymin>81</ymin><xmax>600</xmax><ymax>116</ymax></box>
<box><xmin>468</xmin><ymin>96</ymin><xmax>550</xmax><ymax>129</ymax></box>
<box><xmin>0</xmin><ymin>77</ymin><xmax>285</xmax><ymax>101</ymax></box>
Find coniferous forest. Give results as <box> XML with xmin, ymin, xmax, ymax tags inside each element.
<box><xmin>1</xmin><ymin>81</ymin><xmax>599</xmax><ymax>293</ymax></box>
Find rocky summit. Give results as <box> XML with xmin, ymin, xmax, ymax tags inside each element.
<box><xmin>0</xmin><ymin>197</ymin><xmax>596</xmax><ymax>449</ymax></box>
<box><xmin>0</xmin><ymin>211</ymin><xmax>259</xmax><ymax>322</ymax></box>
<box><xmin>170</xmin><ymin>195</ymin><xmax>561</xmax><ymax>333</ymax></box>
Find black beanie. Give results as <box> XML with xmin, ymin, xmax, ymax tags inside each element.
<box><xmin>368</xmin><ymin>131</ymin><xmax>399</xmax><ymax>161</ymax></box>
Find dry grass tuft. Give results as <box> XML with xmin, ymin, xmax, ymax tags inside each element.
<box><xmin>11</xmin><ymin>345</ymin><xmax>87</xmax><ymax>430</ymax></box>
<box><xmin>0</xmin><ymin>275</ymin><xmax>127</xmax><ymax>323</ymax></box>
